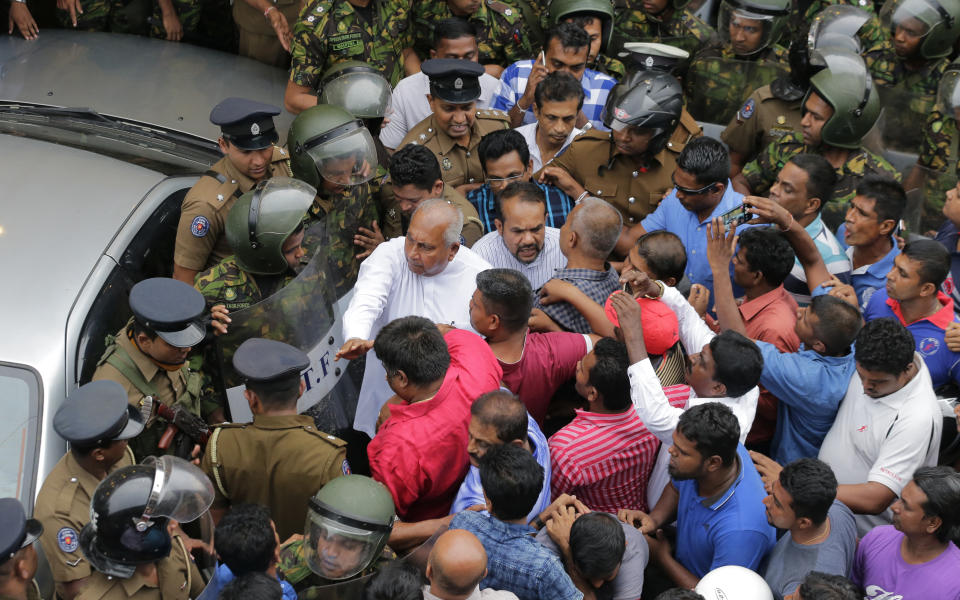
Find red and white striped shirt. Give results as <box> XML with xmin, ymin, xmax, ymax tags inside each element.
<box><xmin>549</xmin><ymin>391</ymin><xmax>688</xmax><ymax>513</ymax></box>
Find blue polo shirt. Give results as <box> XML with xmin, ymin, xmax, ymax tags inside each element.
<box><xmin>756</xmin><ymin>340</ymin><xmax>857</xmax><ymax>464</ymax></box>
<box><xmin>836</xmin><ymin>225</ymin><xmax>900</xmax><ymax>310</ymax></box>
<box><xmin>935</xmin><ymin>221</ymin><xmax>960</xmax><ymax>317</ymax></box>
<box><xmin>640</xmin><ymin>180</ymin><xmax>745</xmax><ymax>308</ymax></box>
<box><xmin>864</xmin><ymin>288</ymin><xmax>960</xmax><ymax>389</ymax></box>
<box><xmin>673</xmin><ymin>444</ymin><xmax>776</xmax><ymax>577</ymax></box>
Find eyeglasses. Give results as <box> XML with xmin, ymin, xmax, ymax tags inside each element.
<box><xmin>671</xmin><ymin>176</ymin><xmax>717</xmax><ymax>196</ymax></box>
<box><xmin>486</xmin><ymin>172</ymin><xmax>525</xmax><ymax>187</ymax></box>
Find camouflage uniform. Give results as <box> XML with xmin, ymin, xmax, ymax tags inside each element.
<box><xmin>56</xmin><ymin>0</ymin><xmax>151</xmax><ymax>33</ymax></box>
<box><xmin>148</xmin><ymin>0</ymin><xmax>201</xmax><ymax>40</ymax></box>
<box><xmin>790</xmin><ymin>0</ymin><xmax>888</xmax><ymax>49</ymax></box>
<box><xmin>721</xmin><ymin>83</ymin><xmax>803</xmax><ymax>164</ymax></box>
<box><xmin>289</xmin><ymin>0</ymin><xmax>411</xmax><ymax>91</ymax></box>
<box><xmin>194</xmin><ymin>256</ymin><xmax>296</xmax><ymax>311</ymax></box>
<box><xmin>609</xmin><ymin>4</ymin><xmax>719</xmax><ymax>63</ymax></box>
<box><xmin>685</xmin><ymin>44</ymin><xmax>789</xmax><ymax>124</ymax></box>
<box><xmin>741</xmin><ymin>130</ymin><xmax>901</xmax><ymax>229</ymax></box>
<box><xmin>411</xmin><ymin>0</ymin><xmax>538</xmax><ymax>68</ymax></box>
<box><xmin>593</xmin><ymin>53</ymin><xmax>627</xmax><ymax>79</ymax></box>
<box><xmin>919</xmin><ymin>107</ymin><xmax>960</xmax><ymax>173</ymax></box>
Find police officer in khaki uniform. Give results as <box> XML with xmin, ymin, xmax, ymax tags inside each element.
<box><xmin>539</xmin><ymin>70</ymin><xmax>683</xmax><ymax>256</ymax></box>
<box><xmin>33</xmin><ymin>381</ymin><xmax>142</xmax><ymax>600</ymax></box>
<box><xmin>200</xmin><ymin>338</ymin><xmax>349</xmax><ymax>540</ymax></box>
<box><xmin>77</xmin><ymin>457</ymin><xmax>210</xmax><ymax>600</ymax></box>
<box><xmin>92</xmin><ymin>278</ymin><xmax>217</xmax><ymax>462</ymax></box>
<box><xmin>399</xmin><ymin>59</ymin><xmax>510</xmax><ymax>195</ymax></box>
<box><xmin>173</xmin><ymin>98</ymin><xmax>292</xmax><ymax>285</ymax></box>
<box><xmin>0</xmin><ymin>498</ymin><xmax>44</xmax><ymax>600</ymax></box>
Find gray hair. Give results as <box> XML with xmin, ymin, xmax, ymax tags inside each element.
<box><xmin>570</xmin><ymin>196</ymin><xmax>622</xmax><ymax>259</ymax></box>
<box><xmin>411</xmin><ymin>197</ymin><xmax>463</xmax><ymax>247</ymax></box>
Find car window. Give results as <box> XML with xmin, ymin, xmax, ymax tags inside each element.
<box><xmin>0</xmin><ymin>365</ymin><xmax>41</xmax><ymax>506</ymax></box>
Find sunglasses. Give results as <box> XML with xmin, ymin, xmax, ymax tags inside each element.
<box><xmin>671</xmin><ymin>176</ymin><xmax>718</xmax><ymax>196</ymax></box>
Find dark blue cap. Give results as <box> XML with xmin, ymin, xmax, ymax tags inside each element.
<box><xmin>55</xmin><ymin>381</ymin><xmax>145</xmax><ymax>446</ymax></box>
<box><xmin>210</xmin><ymin>97</ymin><xmax>281</xmax><ymax>151</ymax></box>
<box><xmin>0</xmin><ymin>498</ymin><xmax>42</xmax><ymax>566</ymax></box>
<box><xmin>421</xmin><ymin>59</ymin><xmax>484</xmax><ymax>104</ymax></box>
<box><xmin>232</xmin><ymin>338</ymin><xmax>309</xmax><ymax>383</ymax></box>
<box><xmin>130</xmin><ymin>278</ymin><xmax>206</xmax><ymax>349</ymax></box>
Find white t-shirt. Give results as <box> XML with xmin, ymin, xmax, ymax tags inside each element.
<box><xmin>818</xmin><ymin>355</ymin><xmax>942</xmax><ymax>536</ymax></box>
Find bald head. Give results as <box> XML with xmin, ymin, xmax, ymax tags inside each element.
<box><xmin>569</xmin><ymin>197</ymin><xmax>622</xmax><ymax>259</ymax></box>
<box><xmin>426</xmin><ymin>530</ymin><xmax>488</xmax><ymax>599</ymax></box>
<box><xmin>410</xmin><ymin>198</ymin><xmax>464</xmax><ymax>247</ymax></box>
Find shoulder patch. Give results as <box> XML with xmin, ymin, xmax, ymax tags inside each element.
<box><xmin>191</xmin><ymin>215</ymin><xmax>211</xmax><ymax>238</ymax></box>
<box><xmin>739</xmin><ymin>98</ymin><xmax>755</xmax><ymax>121</ymax></box>
<box><xmin>477</xmin><ymin>108</ymin><xmax>509</xmax><ymax>122</ymax></box>
<box><xmin>58</xmin><ymin>527</ymin><xmax>79</xmax><ymax>553</ymax></box>
<box><xmin>305</xmin><ymin>428</ymin><xmax>348</xmax><ymax>447</ymax></box>
<box><xmin>341</xmin><ymin>459</ymin><xmax>352</xmax><ymax>475</ymax></box>
<box><xmin>485</xmin><ymin>0</ymin><xmax>512</xmax><ymax>15</ymax></box>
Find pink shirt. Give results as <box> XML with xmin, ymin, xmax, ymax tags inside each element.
<box><xmin>499</xmin><ymin>331</ymin><xmax>588</xmax><ymax>425</ymax></box>
<box><xmin>368</xmin><ymin>330</ymin><xmax>502</xmax><ymax>521</ymax></box>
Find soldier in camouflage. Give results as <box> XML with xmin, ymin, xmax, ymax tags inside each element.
<box><xmin>734</xmin><ymin>47</ymin><xmax>900</xmax><ymax>230</ymax></box>
<box><xmin>793</xmin><ymin>0</ymin><xmax>888</xmax><ymax>50</ymax></box>
<box><xmin>55</xmin><ymin>0</ymin><xmax>192</xmax><ymax>38</ymax></box>
<box><xmin>284</xmin><ymin>0</ymin><xmax>411</xmax><ymax>114</ymax></box>
<box><xmin>410</xmin><ymin>0</ymin><xmax>540</xmax><ymax>76</ymax></box>
<box><xmin>608</xmin><ymin>0</ymin><xmax>719</xmax><ymax>65</ymax></box>
<box><xmin>685</xmin><ymin>0</ymin><xmax>790</xmax><ymax>123</ymax></box>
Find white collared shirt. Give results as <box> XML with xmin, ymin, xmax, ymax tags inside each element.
<box><xmin>513</xmin><ymin>122</ymin><xmax>582</xmax><ymax>172</ymax></box>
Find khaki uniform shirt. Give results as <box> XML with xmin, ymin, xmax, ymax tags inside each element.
<box><xmin>174</xmin><ymin>147</ymin><xmax>292</xmax><ymax>271</ymax></box>
<box><xmin>399</xmin><ymin>110</ymin><xmax>510</xmax><ymax>189</ymax></box>
<box><xmin>200</xmin><ymin>414</ymin><xmax>348</xmax><ymax>540</ymax></box>
<box><xmin>379</xmin><ymin>183</ymin><xmax>485</xmax><ymax>247</ymax></box>
<box><xmin>34</xmin><ymin>449</ymin><xmax>136</xmax><ymax>587</ymax></box>
<box><xmin>75</xmin><ymin>535</ymin><xmax>203</xmax><ymax>600</ymax></box>
<box><xmin>721</xmin><ymin>84</ymin><xmax>802</xmax><ymax>162</ymax></box>
<box><xmin>549</xmin><ymin>130</ymin><xmax>677</xmax><ymax>226</ymax></box>
<box><xmin>668</xmin><ymin>108</ymin><xmax>702</xmax><ymax>156</ymax></box>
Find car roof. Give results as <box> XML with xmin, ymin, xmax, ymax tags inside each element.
<box><xmin>0</xmin><ymin>31</ymin><xmax>294</xmax><ymax>143</ymax></box>
<box><xmin>0</xmin><ymin>133</ymin><xmax>165</xmax><ymax>366</ymax></box>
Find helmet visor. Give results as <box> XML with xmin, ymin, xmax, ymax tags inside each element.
<box><xmin>304</xmin><ymin>511</ymin><xmax>388</xmax><ymax>580</ymax></box>
<box><xmin>320</xmin><ymin>71</ymin><xmax>393</xmax><ymax>119</ymax></box>
<box><xmin>141</xmin><ymin>456</ymin><xmax>215</xmax><ymax>524</ymax></box>
<box><xmin>718</xmin><ymin>1</ymin><xmax>784</xmax><ymax>55</ymax></box>
<box><xmin>609</xmin><ymin>85</ymin><xmax>673</xmax><ymax>132</ymax></box>
<box><xmin>938</xmin><ymin>67</ymin><xmax>960</xmax><ymax>112</ymax></box>
<box><xmin>305</xmin><ymin>125</ymin><xmax>379</xmax><ymax>186</ymax></box>
<box><xmin>808</xmin><ymin>5</ymin><xmax>871</xmax><ymax>52</ymax></box>
<box><xmin>880</xmin><ymin>0</ymin><xmax>940</xmax><ymax>39</ymax></box>
<box><xmin>253</xmin><ymin>177</ymin><xmax>317</xmax><ymax>237</ymax></box>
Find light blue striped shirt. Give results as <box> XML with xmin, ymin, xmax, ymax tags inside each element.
<box><xmin>471</xmin><ymin>227</ymin><xmax>566</xmax><ymax>291</ymax></box>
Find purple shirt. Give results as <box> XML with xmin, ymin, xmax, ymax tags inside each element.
<box><xmin>852</xmin><ymin>525</ymin><xmax>960</xmax><ymax>600</ymax></box>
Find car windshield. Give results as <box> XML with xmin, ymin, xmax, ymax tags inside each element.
<box><xmin>0</xmin><ymin>103</ymin><xmax>221</xmax><ymax>175</ymax></box>
<box><xmin>0</xmin><ymin>365</ymin><xmax>41</xmax><ymax>504</ymax></box>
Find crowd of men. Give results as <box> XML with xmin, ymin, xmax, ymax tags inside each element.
<box><xmin>10</xmin><ymin>0</ymin><xmax>960</xmax><ymax>598</ymax></box>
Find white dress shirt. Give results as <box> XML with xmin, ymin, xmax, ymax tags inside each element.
<box><xmin>513</xmin><ymin>122</ymin><xmax>582</xmax><ymax>172</ymax></box>
<box><xmin>342</xmin><ymin>237</ymin><xmax>492</xmax><ymax>436</ymax></box>
<box><xmin>379</xmin><ymin>71</ymin><xmax>500</xmax><ymax>150</ymax></box>
<box><xmin>470</xmin><ymin>227</ymin><xmax>565</xmax><ymax>291</ymax></box>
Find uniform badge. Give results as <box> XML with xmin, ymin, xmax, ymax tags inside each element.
<box><xmin>739</xmin><ymin>98</ymin><xmax>755</xmax><ymax>120</ymax></box>
<box><xmin>442</xmin><ymin>157</ymin><xmax>453</xmax><ymax>170</ymax></box>
<box><xmin>776</xmin><ymin>115</ymin><xmax>786</xmax><ymax>125</ymax></box>
<box><xmin>191</xmin><ymin>216</ymin><xmax>210</xmax><ymax>238</ymax></box>
<box><xmin>251</xmin><ymin>122</ymin><xmax>261</xmax><ymax>135</ymax></box>
<box><xmin>58</xmin><ymin>527</ymin><xmax>79</xmax><ymax>553</ymax></box>
<box><xmin>224</xmin><ymin>288</ymin><xmax>237</xmax><ymax>301</ymax></box>
<box><xmin>645</xmin><ymin>56</ymin><xmax>654</xmax><ymax>67</ymax></box>
<box><xmin>614</xmin><ymin>107</ymin><xmax>630</xmax><ymax>120</ymax></box>
<box><xmin>454</xmin><ymin>77</ymin><xmax>463</xmax><ymax>90</ymax></box>
<box><xmin>341</xmin><ymin>459</ymin><xmax>352</xmax><ymax>475</ymax></box>
<box><xmin>919</xmin><ymin>337</ymin><xmax>940</xmax><ymax>356</ymax></box>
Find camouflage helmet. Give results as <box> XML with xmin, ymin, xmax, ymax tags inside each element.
<box><xmin>880</xmin><ymin>0</ymin><xmax>960</xmax><ymax>59</ymax></box>
<box><xmin>718</xmin><ymin>0</ymin><xmax>791</xmax><ymax>55</ymax></box>
<box><xmin>805</xmin><ymin>48</ymin><xmax>881</xmax><ymax>149</ymax></box>
<box><xmin>226</xmin><ymin>177</ymin><xmax>316</xmax><ymax>275</ymax></box>
<box><xmin>549</xmin><ymin>0</ymin><xmax>615</xmax><ymax>52</ymax></box>
<box><xmin>318</xmin><ymin>61</ymin><xmax>393</xmax><ymax>119</ymax></box>
<box><xmin>288</xmin><ymin>104</ymin><xmax>379</xmax><ymax>190</ymax></box>
<box><xmin>603</xmin><ymin>72</ymin><xmax>683</xmax><ymax>155</ymax></box>
<box><xmin>304</xmin><ymin>475</ymin><xmax>396</xmax><ymax>580</ymax></box>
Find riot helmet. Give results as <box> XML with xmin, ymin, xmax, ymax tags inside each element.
<box><xmin>549</xmin><ymin>0</ymin><xmax>615</xmax><ymax>53</ymax></box>
<box><xmin>79</xmin><ymin>456</ymin><xmax>214</xmax><ymax>578</ymax></box>
<box><xmin>770</xmin><ymin>33</ymin><xmax>813</xmax><ymax>101</ymax></box>
<box><xmin>318</xmin><ymin>61</ymin><xmax>393</xmax><ymax>126</ymax></box>
<box><xmin>602</xmin><ymin>72</ymin><xmax>683</xmax><ymax>155</ymax></box>
<box><xmin>718</xmin><ymin>0</ymin><xmax>790</xmax><ymax>56</ymax></box>
<box><xmin>696</xmin><ymin>565</ymin><xmax>774</xmax><ymax>600</ymax></box>
<box><xmin>304</xmin><ymin>475</ymin><xmax>396</xmax><ymax>581</ymax></box>
<box><xmin>937</xmin><ymin>59</ymin><xmax>960</xmax><ymax>115</ymax></box>
<box><xmin>804</xmin><ymin>47</ymin><xmax>881</xmax><ymax>149</ymax></box>
<box><xmin>288</xmin><ymin>104</ymin><xmax>379</xmax><ymax>190</ymax></box>
<box><xmin>640</xmin><ymin>0</ymin><xmax>692</xmax><ymax>22</ymax></box>
<box><xmin>880</xmin><ymin>0</ymin><xmax>960</xmax><ymax>59</ymax></box>
<box><xmin>226</xmin><ymin>176</ymin><xmax>316</xmax><ymax>275</ymax></box>
<box><xmin>807</xmin><ymin>5</ymin><xmax>872</xmax><ymax>53</ymax></box>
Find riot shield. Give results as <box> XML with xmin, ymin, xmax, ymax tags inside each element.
<box><xmin>215</xmin><ymin>216</ymin><xmax>362</xmax><ymax>439</ymax></box>
<box><xmin>876</xmin><ymin>85</ymin><xmax>937</xmax><ymax>155</ymax></box>
<box><xmin>903</xmin><ymin>163</ymin><xmax>955</xmax><ymax>235</ymax></box>
<box><xmin>684</xmin><ymin>57</ymin><xmax>789</xmax><ymax>125</ymax></box>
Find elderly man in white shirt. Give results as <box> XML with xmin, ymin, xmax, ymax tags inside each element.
<box><xmin>337</xmin><ymin>199</ymin><xmax>492</xmax><ymax>436</ymax></box>
<box><xmin>512</xmin><ymin>71</ymin><xmax>585</xmax><ymax>172</ymax></box>
<box><xmin>379</xmin><ymin>18</ymin><xmax>500</xmax><ymax>152</ymax></box>
<box><xmin>609</xmin><ymin>275</ymin><xmax>764</xmax><ymax>507</ymax></box>
<box><xmin>471</xmin><ymin>181</ymin><xmax>566</xmax><ymax>291</ymax></box>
